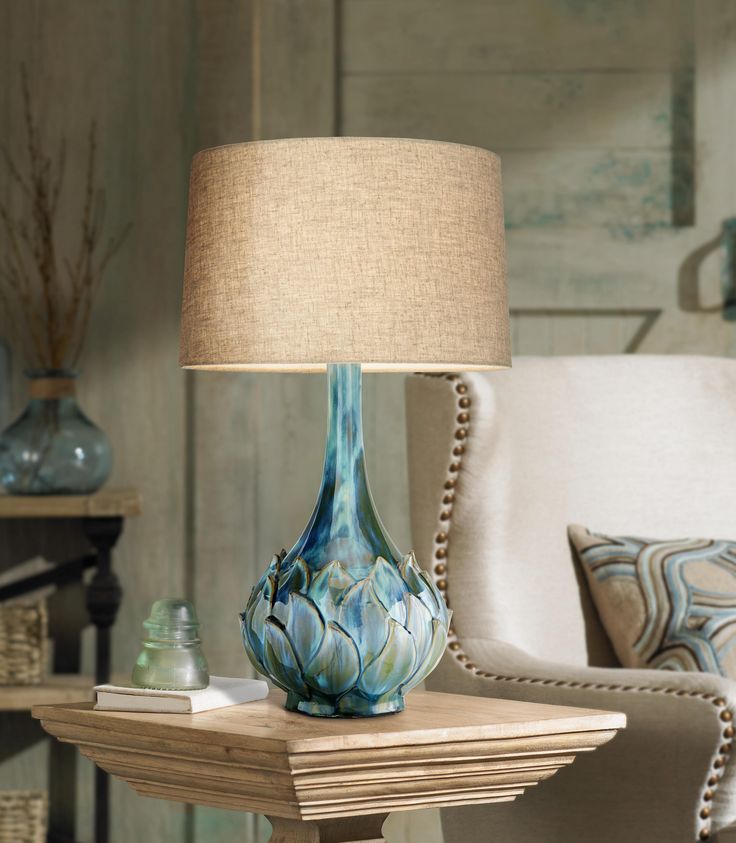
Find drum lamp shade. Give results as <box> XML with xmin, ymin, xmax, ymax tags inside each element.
<box><xmin>179</xmin><ymin>136</ymin><xmax>510</xmax><ymax>372</ymax></box>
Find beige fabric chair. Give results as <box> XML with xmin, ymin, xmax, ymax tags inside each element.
<box><xmin>405</xmin><ymin>356</ymin><xmax>736</xmax><ymax>843</ymax></box>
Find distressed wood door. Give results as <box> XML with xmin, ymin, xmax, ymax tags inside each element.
<box><xmin>234</xmin><ymin>5</ymin><xmax>736</xmax><ymax>843</ymax></box>
<box><xmin>339</xmin><ymin>0</ymin><xmax>736</xmax><ymax>358</ymax></box>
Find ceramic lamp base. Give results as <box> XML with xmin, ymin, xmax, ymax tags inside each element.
<box><xmin>242</xmin><ymin>552</ymin><xmax>448</xmax><ymax>718</ymax></box>
<box><xmin>240</xmin><ymin>364</ymin><xmax>450</xmax><ymax>717</ymax></box>
<box><xmin>286</xmin><ymin>691</ymin><xmax>404</xmax><ymax>718</ymax></box>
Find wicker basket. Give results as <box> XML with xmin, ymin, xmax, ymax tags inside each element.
<box><xmin>0</xmin><ymin>791</ymin><xmax>47</xmax><ymax>843</ymax></box>
<box><xmin>0</xmin><ymin>601</ymin><xmax>47</xmax><ymax>685</ymax></box>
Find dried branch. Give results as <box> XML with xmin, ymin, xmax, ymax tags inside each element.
<box><xmin>0</xmin><ymin>68</ymin><xmax>130</xmax><ymax>371</ymax></box>
<box><xmin>0</xmin><ymin>145</ymin><xmax>31</xmax><ymax>197</ymax></box>
<box><xmin>0</xmin><ymin>208</ymin><xmax>46</xmax><ymax>364</ymax></box>
<box><xmin>0</xmin><ymin>264</ymin><xmax>33</xmax><ymax>365</ymax></box>
<box><xmin>50</xmin><ymin>138</ymin><xmax>66</xmax><ymax>216</ymax></box>
<box><xmin>72</xmin><ymin>220</ymin><xmax>131</xmax><ymax>365</ymax></box>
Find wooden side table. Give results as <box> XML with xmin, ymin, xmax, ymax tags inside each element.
<box><xmin>33</xmin><ymin>689</ymin><xmax>625</xmax><ymax>842</ymax></box>
<box><xmin>0</xmin><ymin>488</ymin><xmax>142</xmax><ymax>843</ymax></box>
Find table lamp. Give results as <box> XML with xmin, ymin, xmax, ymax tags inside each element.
<box><xmin>179</xmin><ymin>137</ymin><xmax>510</xmax><ymax>717</ymax></box>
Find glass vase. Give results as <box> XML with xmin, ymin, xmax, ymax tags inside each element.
<box><xmin>241</xmin><ymin>363</ymin><xmax>450</xmax><ymax>717</ymax></box>
<box><xmin>0</xmin><ymin>369</ymin><xmax>112</xmax><ymax>495</ymax></box>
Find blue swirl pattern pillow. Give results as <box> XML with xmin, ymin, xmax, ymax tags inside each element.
<box><xmin>568</xmin><ymin>524</ymin><xmax>736</xmax><ymax>676</ymax></box>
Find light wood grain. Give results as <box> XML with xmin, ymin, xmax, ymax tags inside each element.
<box><xmin>35</xmin><ymin>689</ymin><xmax>625</xmax><ymax>752</ymax></box>
<box><xmin>232</xmin><ymin>9</ymin><xmax>340</xmax><ymax>838</ymax></box>
<box><xmin>341</xmin><ymin>0</ymin><xmax>693</xmax><ymax>73</ymax></box>
<box><xmin>339</xmin><ymin>3</ymin><xmax>695</xmax><ymax>232</ymax></box>
<box><xmin>503</xmin><ymin>148</ymin><xmax>685</xmax><ymax>229</ymax></box>
<box><xmin>342</xmin><ymin>72</ymin><xmax>678</xmax><ymax>149</ymax></box>
<box><xmin>188</xmin><ymin>5</ymin><xmax>260</xmax><ymax>840</ymax></box>
<box><xmin>3</xmin><ymin>4</ymin><xmax>734</xmax><ymax>843</ymax></box>
<box><xmin>0</xmin><ymin>488</ymin><xmax>142</xmax><ymax>519</ymax></box>
<box><xmin>0</xmin><ymin>674</ymin><xmax>95</xmax><ymax>711</ymax></box>
<box><xmin>190</xmin><ymin>0</ymin><xmax>259</xmax><ymax>681</ymax></box>
<box><xmin>267</xmin><ymin>814</ymin><xmax>387</xmax><ymax>843</ymax></box>
<box><xmin>33</xmin><ymin>689</ymin><xmax>623</xmax><ymax>821</ymax></box>
<box><xmin>257</xmin><ymin>0</ymin><xmax>336</xmax><ymax>140</ymax></box>
<box><xmin>0</xmin><ymin>3</ymin><xmax>190</xmax><ymax>840</ymax></box>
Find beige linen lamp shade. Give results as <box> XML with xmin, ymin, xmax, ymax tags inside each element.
<box><xmin>179</xmin><ymin>137</ymin><xmax>510</xmax><ymax>372</ymax></box>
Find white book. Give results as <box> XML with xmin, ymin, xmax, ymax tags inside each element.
<box><xmin>94</xmin><ymin>676</ymin><xmax>269</xmax><ymax>714</ymax></box>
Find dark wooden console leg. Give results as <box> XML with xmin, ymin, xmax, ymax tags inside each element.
<box><xmin>82</xmin><ymin>516</ymin><xmax>124</xmax><ymax>843</ymax></box>
<box><xmin>47</xmin><ymin>573</ymin><xmax>83</xmax><ymax>843</ymax></box>
<box><xmin>266</xmin><ymin>814</ymin><xmax>388</xmax><ymax>843</ymax></box>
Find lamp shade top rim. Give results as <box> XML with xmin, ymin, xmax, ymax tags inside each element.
<box><xmin>191</xmin><ymin>135</ymin><xmax>501</xmax><ymax>163</ymax></box>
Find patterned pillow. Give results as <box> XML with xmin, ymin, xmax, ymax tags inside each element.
<box><xmin>568</xmin><ymin>524</ymin><xmax>736</xmax><ymax>677</ymax></box>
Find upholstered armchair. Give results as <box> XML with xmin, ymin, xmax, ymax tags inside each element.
<box><xmin>406</xmin><ymin>356</ymin><xmax>736</xmax><ymax>843</ymax></box>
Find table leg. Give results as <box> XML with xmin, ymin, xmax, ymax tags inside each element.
<box><xmin>82</xmin><ymin>516</ymin><xmax>124</xmax><ymax>685</ymax></box>
<box><xmin>266</xmin><ymin>814</ymin><xmax>388</xmax><ymax>843</ymax></box>
<box><xmin>82</xmin><ymin>515</ymin><xmax>124</xmax><ymax>843</ymax></box>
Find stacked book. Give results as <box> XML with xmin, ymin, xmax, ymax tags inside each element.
<box><xmin>94</xmin><ymin>676</ymin><xmax>268</xmax><ymax>713</ymax></box>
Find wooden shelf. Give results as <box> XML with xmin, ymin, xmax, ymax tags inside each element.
<box><xmin>0</xmin><ymin>488</ymin><xmax>142</xmax><ymax>519</ymax></box>
<box><xmin>0</xmin><ymin>675</ymin><xmax>95</xmax><ymax>711</ymax></box>
<box><xmin>1</xmin><ymin>673</ymin><xmax>129</xmax><ymax>711</ymax></box>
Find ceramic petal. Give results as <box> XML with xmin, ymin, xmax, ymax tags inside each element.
<box><xmin>400</xmin><ymin>553</ymin><xmax>447</xmax><ymax>624</ymax></box>
<box><xmin>263</xmin><ymin>617</ymin><xmax>309</xmax><ymax>696</ymax></box>
<box><xmin>240</xmin><ymin>613</ymin><xmax>267</xmax><ymax>674</ymax></box>
<box><xmin>245</xmin><ymin>576</ymin><xmax>275</xmax><ymax>658</ymax></box>
<box><xmin>270</xmin><ymin>600</ymin><xmax>289</xmax><ymax>625</ymax></box>
<box><xmin>308</xmin><ymin>559</ymin><xmax>355</xmax><ymax>622</ymax></box>
<box><xmin>400</xmin><ymin>552</ymin><xmax>426</xmax><ymax>596</ymax></box>
<box><xmin>304</xmin><ymin>620</ymin><xmax>360</xmax><ymax>697</ymax></box>
<box><xmin>402</xmin><ymin>618</ymin><xmax>447</xmax><ymax>692</ymax></box>
<box><xmin>284</xmin><ymin>592</ymin><xmax>325</xmax><ymax>668</ymax></box>
<box><xmin>403</xmin><ymin>592</ymin><xmax>433</xmax><ymax>667</ymax></box>
<box><xmin>370</xmin><ymin>556</ymin><xmax>408</xmax><ymax>623</ymax></box>
<box><xmin>247</xmin><ymin>577</ymin><xmax>274</xmax><ymax>633</ymax></box>
<box><xmin>418</xmin><ymin>568</ymin><xmax>450</xmax><ymax>627</ymax></box>
<box><xmin>359</xmin><ymin>618</ymin><xmax>416</xmax><ymax>697</ymax></box>
<box><xmin>277</xmin><ymin>557</ymin><xmax>310</xmax><ymax>602</ymax></box>
<box><xmin>337</xmin><ymin>578</ymin><xmax>390</xmax><ymax>667</ymax></box>
<box><xmin>245</xmin><ymin>555</ymin><xmax>279</xmax><ymax>612</ymax></box>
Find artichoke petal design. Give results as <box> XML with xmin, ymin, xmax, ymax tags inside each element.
<box><xmin>263</xmin><ymin>617</ymin><xmax>308</xmax><ymax>696</ymax></box>
<box><xmin>240</xmin><ymin>552</ymin><xmax>450</xmax><ymax>716</ymax></box>
<box><xmin>304</xmin><ymin>621</ymin><xmax>361</xmax><ymax>697</ymax></box>
<box><xmin>358</xmin><ymin>618</ymin><xmax>415</xmax><ymax>697</ymax></box>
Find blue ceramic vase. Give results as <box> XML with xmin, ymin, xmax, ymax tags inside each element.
<box><xmin>241</xmin><ymin>364</ymin><xmax>450</xmax><ymax>717</ymax></box>
<box><xmin>0</xmin><ymin>370</ymin><xmax>112</xmax><ymax>495</ymax></box>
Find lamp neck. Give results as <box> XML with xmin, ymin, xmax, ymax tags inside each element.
<box><xmin>324</xmin><ymin>363</ymin><xmax>366</xmax><ymax>496</ymax></box>
<box><xmin>282</xmin><ymin>363</ymin><xmax>401</xmax><ymax>573</ymax></box>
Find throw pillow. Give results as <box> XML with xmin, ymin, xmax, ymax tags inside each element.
<box><xmin>568</xmin><ymin>524</ymin><xmax>736</xmax><ymax>676</ymax></box>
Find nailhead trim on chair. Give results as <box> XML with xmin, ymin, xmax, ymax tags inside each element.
<box><xmin>427</xmin><ymin>373</ymin><xmax>732</xmax><ymax>841</ymax></box>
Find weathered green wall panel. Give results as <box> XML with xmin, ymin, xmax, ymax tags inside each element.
<box><xmin>2</xmin><ymin>5</ymin><xmax>736</xmax><ymax>843</ymax></box>
<box><xmin>341</xmin><ymin>0</ymin><xmax>695</xmax><ymax>231</ymax></box>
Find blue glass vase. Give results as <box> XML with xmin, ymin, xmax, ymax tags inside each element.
<box><xmin>241</xmin><ymin>364</ymin><xmax>450</xmax><ymax>717</ymax></box>
<box><xmin>0</xmin><ymin>370</ymin><xmax>112</xmax><ymax>495</ymax></box>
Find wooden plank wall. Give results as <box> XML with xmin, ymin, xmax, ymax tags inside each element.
<box><xmin>337</xmin><ymin>3</ymin><xmax>734</xmax><ymax>839</ymax></box>
<box><xmin>342</xmin><ymin>0</ymin><xmax>695</xmax><ymax>229</ymax></box>
<box><xmin>0</xmin><ymin>2</ymin><xmax>193</xmax><ymax>841</ymax></box>
<box><xmin>2</xmin><ymin>3</ymin><xmax>736</xmax><ymax>843</ymax></box>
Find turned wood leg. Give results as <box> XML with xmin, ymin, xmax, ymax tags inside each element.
<box><xmin>82</xmin><ymin>515</ymin><xmax>124</xmax><ymax>843</ymax></box>
<box><xmin>266</xmin><ymin>814</ymin><xmax>389</xmax><ymax>843</ymax></box>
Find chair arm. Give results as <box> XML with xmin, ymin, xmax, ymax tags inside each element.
<box><xmin>428</xmin><ymin>638</ymin><xmax>736</xmax><ymax>842</ymax></box>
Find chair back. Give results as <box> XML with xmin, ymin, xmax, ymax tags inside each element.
<box><xmin>405</xmin><ymin>356</ymin><xmax>736</xmax><ymax>665</ymax></box>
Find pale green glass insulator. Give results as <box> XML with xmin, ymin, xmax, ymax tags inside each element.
<box><xmin>132</xmin><ymin>599</ymin><xmax>209</xmax><ymax>690</ymax></box>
